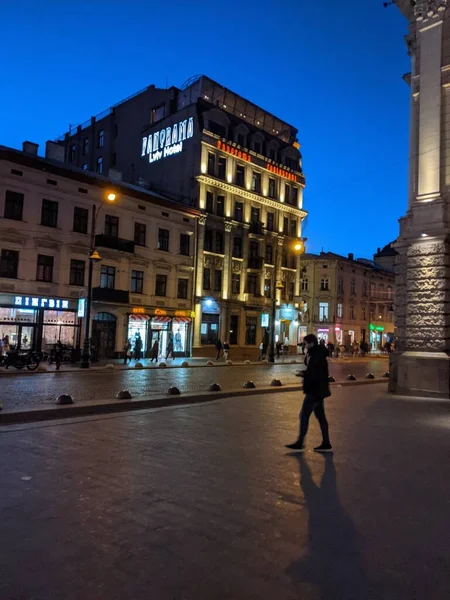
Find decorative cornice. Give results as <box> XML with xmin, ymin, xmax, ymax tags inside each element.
<box><xmin>197</xmin><ymin>175</ymin><xmax>307</xmax><ymax>219</ymax></box>
<box><xmin>415</xmin><ymin>0</ymin><xmax>447</xmax><ymax>22</ymax></box>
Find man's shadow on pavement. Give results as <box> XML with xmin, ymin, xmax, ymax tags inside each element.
<box><xmin>285</xmin><ymin>453</ymin><xmax>373</xmax><ymax>600</ymax></box>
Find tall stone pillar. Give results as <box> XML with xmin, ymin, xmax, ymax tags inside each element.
<box><xmin>220</xmin><ymin>220</ymin><xmax>233</xmax><ymax>341</ymax></box>
<box><xmin>391</xmin><ymin>1</ymin><xmax>450</xmax><ymax>397</ymax></box>
<box><xmin>193</xmin><ymin>215</ymin><xmax>207</xmax><ymax>350</ymax></box>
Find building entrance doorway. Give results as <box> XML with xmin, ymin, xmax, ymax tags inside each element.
<box><xmin>92</xmin><ymin>312</ymin><xmax>116</xmax><ymax>360</ymax></box>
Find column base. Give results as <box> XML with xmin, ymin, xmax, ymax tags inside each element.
<box><xmin>389</xmin><ymin>351</ymin><xmax>450</xmax><ymax>399</ymax></box>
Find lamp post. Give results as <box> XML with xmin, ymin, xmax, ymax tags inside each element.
<box><xmin>80</xmin><ymin>192</ymin><xmax>116</xmax><ymax>368</ymax></box>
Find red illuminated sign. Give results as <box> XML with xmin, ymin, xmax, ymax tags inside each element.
<box><xmin>217</xmin><ymin>140</ymin><xmax>252</xmax><ymax>162</ymax></box>
<box><xmin>266</xmin><ymin>163</ymin><xmax>298</xmax><ymax>182</ymax></box>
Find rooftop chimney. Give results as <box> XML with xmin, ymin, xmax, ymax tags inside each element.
<box><xmin>348</xmin><ymin>253</ymin><xmax>354</xmax><ymax>260</ymax></box>
<box><xmin>45</xmin><ymin>141</ymin><xmax>64</xmax><ymax>162</ymax></box>
<box><xmin>22</xmin><ymin>141</ymin><xmax>39</xmax><ymax>155</ymax></box>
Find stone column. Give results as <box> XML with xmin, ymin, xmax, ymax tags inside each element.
<box><xmin>193</xmin><ymin>215</ymin><xmax>207</xmax><ymax>350</ymax></box>
<box><xmin>220</xmin><ymin>220</ymin><xmax>233</xmax><ymax>341</ymax></box>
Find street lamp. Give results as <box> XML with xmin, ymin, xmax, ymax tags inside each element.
<box><xmin>80</xmin><ymin>190</ymin><xmax>117</xmax><ymax>368</ymax></box>
<box><xmin>268</xmin><ymin>238</ymin><xmax>306</xmax><ymax>363</ymax></box>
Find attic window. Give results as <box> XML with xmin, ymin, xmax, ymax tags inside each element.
<box><xmin>138</xmin><ymin>204</ymin><xmax>146</xmax><ymax>211</ymax></box>
<box><xmin>11</xmin><ymin>169</ymin><xmax>23</xmax><ymax>176</ymax></box>
<box><xmin>183</xmin><ymin>217</ymin><xmax>190</xmax><ymax>223</ymax></box>
<box><xmin>162</xmin><ymin>211</ymin><xmax>169</xmax><ymax>217</ymax></box>
<box><xmin>78</xmin><ymin>187</ymin><xmax>88</xmax><ymax>194</ymax></box>
<box><xmin>47</xmin><ymin>179</ymin><xmax>57</xmax><ymax>186</ymax></box>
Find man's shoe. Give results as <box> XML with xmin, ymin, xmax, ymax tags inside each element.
<box><xmin>285</xmin><ymin>440</ymin><xmax>305</xmax><ymax>451</ymax></box>
<box><xmin>314</xmin><ymin>443</ymin><xmax>333</xmax><ymax>452</ymax></box>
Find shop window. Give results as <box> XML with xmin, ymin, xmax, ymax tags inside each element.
<box><xmin>232</xmin><ymin>237</ymin><xmax>242</xmax><ymax>258</ymax></box>
<box><xmin>285</xmin><ymin>184</ymin><xmax>291</xmax><ymax>205</ymax></box>
<box><xmin>201</xmin><ymin>313</ymin><xmax>219</xmax><ymax>345</ymax></box>
<box><xmin>0</xmin><ymin>249</ymin><xmax>19</xmax><ymax>279</ymax></box>
<box><xmin>319</xmin><ymin>302</ymin><xmax>329</xmax><ymax>323</ymax></box>
<box><xmin>177</xmin><ymin>278</ymin><xmax>189</xmax><ymax>299</ymax></box>
<box><xmin>234</xmin><ymin>201</ymin><xmax>243</xmax><ymax>222</ymax></box>
<box><xmin>134</xmin><ymin>222</ymin><xmax>146</xmax><ymax>246</ymax></box>
<box><xmin>264</xmin><ymin>278</ymin><xmax>272</xmax><ymax>298</ymax></box>
<box><xmin>247</xmin><ymin>273</ymin><xmax>258</xmax><ymax>295</ymax></box>
<box><xmin>301</xmin><ymin>277</ymin><xmax>308</xmax><ymax>291</ymax></box>
<box><xmin>337</xmin><ymin>303</ymin><xmax>343</xmax><ymax>318</ymax></box>
<box><xmin>251</xmin><ymin>171</ymin><xmax>261</xmax><ymax>193</ymax></box>
<box><xmin>180</xmin><ymin>233</ymin><xmax>190</xmax><ymax>256</ymax></box>
<box><xmin>266</xmin><ymin>212</ymin><xmax>274</xmax><ymax>231</ymax></box>
<box><xmin>41</xmin><ymin>199</ymin><xmax>58</xmax><ymax>228</ymax></box>
<box><xmin>69</xmin><ymin>259</ymin><xmax>85</xmax><ymax>286</ymax></box>
<box><xmin>215</xmin><ymin>231</ymin><xmax>224</xmax><ymax>254</ymax></box>
<box><xmin>36</xmin><ymin>254</ymin><xmax>54</xmax><ymax>283</ymax></box>
<box><xmin>218</xmin><ymin>157</ymin><xmax>226</xmax><ymax>180</ymax></box>
<box><xmin>268</xmin><ymin>177</ymin><xmax>276</xmax><ymax>199</ymax></box>
<box><xmin>100</xmin><ymin>265</ymin><xmax>115</xmax><ymax>289</ymax></box>
<box><xmin>203</xmin><ymin>268</ymin><xmax>211</xmax><ymax>290</ymax></box>
<box><xmin>154</xmin><ymin>274</ymin><xmax>167</xmax><ymax>296</ymax></box>
<box><xmin>158</xmin><ymin>228</ymin><xmax>169</xmax><ymax>251</ymax></box>
<box><xmin>131</xmin><ymin>270</ymin><xmax>144</xmax><ymax>294</ymax></box>
<box><xmin>42</xmin><ymin>310</ymin><xmax>78</xmax><ymax>350</ymax></box>
<box><xmin>204</xmin><ymin>229</ymin><xmax>213</xmax><ymax>251</ymax></box>
<box><xmin>207</xmin><ymin>152</ymin><xmax>216</xmax><ymax>176</ymax></box>
<box><xmin>283</xmin><ymin>217</ymin><xmax>289</xmax><ymax>235</ymax></box>
<box><xmin>96</xmin><ymin>156</ymin><xmax>103</xmax><ymax>174</ymax></box>
<box><xmin>4</xmin><ymin>190</ymin><xmax>24</xmax><ymax>221</ymax></box>
<box><xmin>229</xmin><ymin>315</ymin><xmax>239</xmax><ymax>344</ymax></box>
<box><xmin>73</xmin><ymin>206</ymin><xmax>88</xmax><ymax>234</ymax></box>
<box><xmin>236</xmin><ymin>164</ymin><xmax>245</xmax><ymax>187</ymax></box>
<box><xmin>216</xmin><ymin>195</ymin><xmax>225</xmax><ymax>217</ymax></box>
<box><xmin>231</xmin><ymin>274</ymin><xmax>240</xmax><ymax>295</ymax></box>
<box><xmin>245</xmin><ymin>316</ymin><xmax>257</xmax><ymax>345</ymax></box>
<box><xmin>105</xmin><ymin>214</ymin><xmax>119</xmax><ymax>238</ymax></box>
<box><xmin>290</xmin><ymin>219</ymin><xmax>297</xmax><ymax>238</ymax></box>
<box><xmin>214</xmin><ymin>270</ymin><xmax>222</xmax><ymax>292</ymax></box>
<box><xmin>83</xmin><ymin>138</ymin><xmax>89</xmax><ymax>155</ymax></box>
<box><xmin>206</xmin><ymin>191</ymin><xmax>214</xmax><ymax>213</ymax></box>
<box><xmin>321</xmin><ymin>278</ymin><xmax>329</xmax><ymax>291</ymax></box>
<box><xmin>98</xmin><ymin>129</ymin><xmax>104</xmax><ymax>148</ymax></box>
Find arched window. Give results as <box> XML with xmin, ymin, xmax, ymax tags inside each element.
<box><xmin>94</xmin><ymin>312</ymin><xmax>116</xmax><ymax>322</ymax></box>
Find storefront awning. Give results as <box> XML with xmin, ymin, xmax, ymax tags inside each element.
<box><xmin>173</xmin><ymin>317</ymin><xmax>191</xmax><ymax>323</ymax></box>
<box><xmin>129</xmin><ymin>314</ymin><xmax>150</xmax><ymax>321</ymax></box>
<box><xmin>152</xmin><ymin>316</ymin><xmax>171</xmax><ymax>323</ymax></box>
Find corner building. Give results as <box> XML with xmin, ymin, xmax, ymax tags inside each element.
<box><xmin>60</xmin><ymin>76</ymin><xmax>307</xmax><ymax>358</ymax></box>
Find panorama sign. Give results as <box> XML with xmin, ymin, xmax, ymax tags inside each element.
<box><xmin>141</xmin><ymin>117</ymin><xmax>194</xmax><ymax>163</ymax></box>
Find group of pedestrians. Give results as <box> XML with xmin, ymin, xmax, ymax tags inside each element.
<box><xmin>123</xmin><ymin>333</ymin><xmax>179</xmax><ymax>364</ymax></box>
<box><xmin>215</xmin><ymin>339</ymin><xmax>230</xmax><ymax>361</ymax></box>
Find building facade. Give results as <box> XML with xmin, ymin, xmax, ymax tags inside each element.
<box><xmin>58</xmin><ymin>76</ymin><xmax>307</xmax><ymax>357</ymax></box>
<box><xmin>297</xmin><ymin>252</ymin><xmax>395</xmax><ymax>350</ymax></box>
<box><xmin>0</xmin><ymin>144</ymin><xmax>199</xmax><ymax>360</ymax></box>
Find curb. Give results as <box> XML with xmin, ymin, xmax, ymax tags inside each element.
<box><xmin>0</xmin><ymin>379</ymin><xmax>387</xmax><ymax>425</ymax></box>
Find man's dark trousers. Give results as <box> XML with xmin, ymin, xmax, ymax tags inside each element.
<box><xmin>299</xmin><ymin>394</ymin><xmax>330</xmax><ymax>445</ymax></box>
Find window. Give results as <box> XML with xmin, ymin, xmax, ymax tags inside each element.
<box><xmin>250</xmin><ymin>206</ymin><xmax>260</xmax><ymax>223</ymax></box>
<box><xmin>338</xmin><ymin>277</ymin><xmax>344</xmax><ymax>293</ymax></box>
<box><xmin>290</xmin><ymin>219</ymin><xmax>297</xmax><ymax>238</ymax></box>
<box><xmin>216</xmin><ymin>195</ymin><xmax>225</xmax><ymax>217</ymax></box>
<box><xmin>321</xmin><ymin>278</ymin><xmax>329</xmax><ymax>291</ymax></box>
<box><xmin>158</xmin><ymin>228</ymin><xmax>169</xmax><ymax>251</ymax></box>
<box><xmin>204</xmin><ymin>229</ymin><xmax>213</xmax><ymax>251</ymax></box>
<box><xmin>214</xmin><ymin>270</ymin><xmax>222</xmax><ymax>292</ymax></box>
<box><xmin>264</xmin><ymin>278</ymin><xmax>272</xmax><ymax>298</ymax></box>
<box><xmin>100</xmin><ymin>265</ymin><xmax>115</xmax><ymax>289</ymax></box>
<box><xmin>177</xmin><ymin>278</ymin><xmax>189</xmax><ymax>299</ymax></box>
<box><xmin>230</xmin><ymin>314</ymin><xmax>239</xmax><ymax>344</ymax></box>
<box><xmin>151</xmin><ymin>104</ymin><xmax>165</xmax><ymax>123</ymax></box>
<box><xmin>249</xmin><ymin>240</ymin><xmax>259</xmax><ymax>262</ymax></box>
<box><xmin>201</xmin><ymin>313</ymin><xmax>220</xmax><ymax>345</ymax></box>
<box><xmin>162</xmin><ymin>211</ymin><xmax>169</xmax><ymax>217</ymax></box>
<box><xmin>4</xmin><ymin>190</ymin><xmax>24</xmax><ymax>221</ymax></box>
<box><xmin>98</xmin><ymin>130</ymin><xmax>104</xmax><ymax>148</ymax></box>
<box><xmin>281</xmin><ymin>247</ymin><xmax>288</xmax><ymax>268</ymax></box>
<box><xmin>36</xmin><ymin>254</ymin><xmax>54</xmax><ymax>283</ymax></box>
<box><xmin>387</xmin><ymin>286</ymin><xmax>393</xmax><ymax>299</ymax></box>
<box><xmin>265</xmin><ymin>244</ymin><xmax>273</xmax><ymax>264</ymax></box>
<box><xmin>203</xmin><ymin>268</ymin><xmax>211</xmax><ymax>290</ymax></box>
<box><xmin>289</xmin><ymin>255</ymin><xmax>297</xmax><ymax>269</ymax></box>
<box><xmin>131</xmin><ymin>270</ymin><xmax>144</xmax><ymax>294</ymax></box>
<box><xmin>70</xmin><ymin>145</ymin><xmax>76</xmax><ymax>161</ymax></box>
<box><xmin>78</xmin><ymin>187</ymin><xmax>88</xmax><ymax>194</ymax></box>
<box><xmin>206</xmin><ymin>191</ymin><xmax>214</xmax><ymax>213</ymax></box>
<box><xmin>11</xmin><ymin>169</ymin><xmax>23</xmax><ymax>176</ymax></box>
<box><xmin>288</xmin><ymin>282</ymin><xmax>295</xmax><ymax>302</ymax></box>
<box><xmin>83</xmin><ymin>138</ymin><xmax>89</xmax><ymax>155</ymax></box>
<box><xmin>73</xmin><ymin>206</ymin><xmax>89</xmax><ymax>234</ymax></box>
<box><xmin>292</xmin><ymin>187</ymin><xmax>298</xmax><ymax>206</ymax></box>
<box><xmin>237</xmin><ymin>133</ymin><xmax>246</xmax><ymax>147</ymax></box>
<box><xmin>269</xmin><ymin>148</ymin><xmax>276</xmax><ymax>160</ymax></box>
<box><xmin>283</xmin><ymin>217</ymin><xmax>289</xmax><ymax>235</ymax></box>
<box><xmin>218</xmin><ymin>157</ymin><xmax>226</xmax><ymax>180</ymax></box>
<box><xmin>268</xmin><ymin>177</ymin><xmax>276</xmax><ymax>198</ymax></box>
<box><xmin>134</xmin><ymin>222</ymin><xmax>146</xmax><ymax>246</ymax></box>
<box><xmin>232</xmin><ymin>237</ymin><xmax>242</xmax><ymax>258</ymax></box>
<box><xmin>69</xmin><ymin>259</ymin><xmax>85</xmax><ymax>286</ymax></box>
<box><xmin>96</xmin><ymin>157</ymin><xmax>103</xmax><ymax>173</ymax></box>
<box><xmin>349</xmin><ymin>305</ymin><xmax>355</xmax><ymax>320</ymax></box>
<box><xmin>266</xmin><ymin>212</ymin><xmax>274</xmax><ymax>231</ymax></box>
<box><xmin>0</xmin><ymin>249</ymin><xmax>19</xmax><ymax>279</ymax></box>
<box><xmin>351</xmin><ymin>279</ymin><xmax>356</xmax><ymax>295</ymax></box>
<box><xmin>370</xmin><ymin>304</ymin><xmax>375</xmax><ymax>320</ymax></box>
<box><xmin>370</xmin><ymin>283</ymin><xmax>376</xmax><ymax>296</ymax></box>
<box><xmin>232</xmin><ymin>274</ymin><xmax>241</xmax><ymax>295</ymax></box>
<box><xmin>47</xmin><ymin>180</ymin><xmax>57</xmax><ymax>187</ymax></box>
<box><xmin>155</xmin><ymin>274</ymin><xmax>167</xmax><ymax>296</ymax></box>
<box><xmin>247</xmin><ymin>273</ymin><xmax>258</xmax><ymax>295</ymax></box>
<box><xmin>234</xmin><ymin>201</ymin><xmax>243</xmax><ymax>222</ymax></box>
<box><xmin>319</xmin><ymin>302</ymin><xmax>329</xmax><ymax>322</ymax></box>
<box><xmin>180</xmin><ymin>233</ymin><xmax>190</xmax><ymax>256</ymax></box>
<box><xmin>301</xmin><ymin>277</ymin><xmax>308</xmax><ymax>291</ymax></box>
<box><xmin>236</xmin><ymin>164</ymin><xmax>245</xmax><ymax>187</ymax></box>
<box><xmin>362</xmin><ymin>306</ymin><xmax>367</xmax><ymax>320</ymax></box>
<box><xmin>105</xmin><ymin>214</ymin><xmax>119</xmax><ymax>237</ymax></box>
<box><xmin>254</xmin><ymin>141</ymin><xmax>262</xmax><ymax>154</ymax></box>
<box><xmin>251</xmin><ymin>171</ymin><xmax>261</xmax><ymax>193</ymax></box>
<box><xmin>363</xmin><ymin>282</ymin><xmax>368</xmax><ymax>297</ymax></box>
<box><xmin>82</xmin><ymin>164</ymin><xmax>88</xmax><ymax>170</ymax></box>
<box><xmin>285</xmin><ymin>184</ymin><xmax>291</xmax><ymax>205</ymax></box>
<box><xmin>245</xmin><ymin>316</ymin><xmax>257</xmax><ymax>345</ymax></box>
<box><xmin>41</xmin><ymin>199</ymin><xmax>58</xmax><ymax>228</ymax></box>
<box><xmin>207</xmin><ymin>152</ymin><xmax>216</xmax><ymax>176</ymax></box>
<box><xmin>337</xmin><ymin>303</ymin><xmax>343</xmax><ymax>318</ymax></box>
<box><xmin>215</xmin><ymin>231</ymin><xmax>224</xmax><ymax>254</ymax></box>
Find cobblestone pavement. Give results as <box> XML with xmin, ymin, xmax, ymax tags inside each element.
<box><xmin>0</xmin><ymin>386</ymin><xmax>448</xmax><ymax>599</ymax></box>
<box><xmin>0</xmin><ymin>359</ymin><xmax>388</xmax><ymax>409</ymax></box>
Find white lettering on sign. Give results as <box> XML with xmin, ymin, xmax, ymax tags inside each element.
<box><xmin>14</xmin><ymin>296</ymin><xmax>69</xmax><ymax>310</ymax></box>
<box><xmin>141</xmin><ymin>117</ymin><xmax>194</xmax><ymax>163</ymax></box>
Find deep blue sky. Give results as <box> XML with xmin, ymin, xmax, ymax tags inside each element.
<box><xmin>0</xmin><ymin>0</ymin><xmax>410</xmax><ymax>258</ymax></box>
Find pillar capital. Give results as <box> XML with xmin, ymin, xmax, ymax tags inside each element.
<box><xmin>415</xmin><ymin>0</ymin><xmax>447</xmax><ymax>22</ymax></box>
<box><xmin>224</xmin><ymin>219</ymin><xmax>233</xmax><ymax>233</ymax></box>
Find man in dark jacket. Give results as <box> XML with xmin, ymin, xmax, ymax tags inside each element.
<box><xmin>285</xmin><ymin>333</ymin><xmax>332</xmax><ymax>452</ymax></box>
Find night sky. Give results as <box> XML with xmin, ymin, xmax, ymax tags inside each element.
<box><xmin>0</xmin><ymin>0</ymin><xmax>410</xmax><ymax>258</ymax></box>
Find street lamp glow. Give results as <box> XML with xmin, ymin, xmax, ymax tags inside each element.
<box><xmin>294</xmin><ymin>242</ymin><xmax>303</xmax><ymax>252</ymax></box>
<box><xmin>107</xmin><ymin>192</ymin><xmax>116</xmax><ymax>202</ymax></box>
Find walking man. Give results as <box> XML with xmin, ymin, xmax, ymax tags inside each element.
<box><xmin>285</xmin><ymin>333</ymin><xmax>332</xmax><ymax>453</ymax></box>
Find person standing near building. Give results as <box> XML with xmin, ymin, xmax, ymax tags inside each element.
<box><xmin>215</xmin><ymin>339</ymin><xmax>223</xmax><ymax>361</ymax></box>
<box><xmin>166</xmin><ymin>337</ymin><xmax>174</xmax><ymax>360</ymax></box>
<box><xmin>285</xmin><ymin>334</ymin><xmax>332</xmax><ymax>453</ymax></box>
<box><xmin>55</xmin><ymin>340</ymin><xmax>63</xmax><ymax>371</ymax></box>
<box><xmin>150</xmin><ymin>339</ymin><xmax>159</xmax><ymax>363</ymax></box>
<box><xmin>123</xmin><ymin>339</ymin><xmax>131</xmax><ymax>364</ymax></box>
<box><xmin>223</xmin><ymin>341</ymin><xmax>229</xmax><ymax>361</ymax></box>
<box><xmin>134</xmin><ymin>333</ymin><xmax>143</xmax><ymax>361</ymax></box>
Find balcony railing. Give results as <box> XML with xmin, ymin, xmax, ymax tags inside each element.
<box><xmin>95</xmin><ymin>234</ymin><xmax>135</xmax><ymax>254</ymax></box>
<box><xmin>93</xmin><ymin>287</ymin><xmax>130</xmax><ymax>304</ymax></box>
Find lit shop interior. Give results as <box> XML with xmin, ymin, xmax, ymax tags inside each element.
<box><xmin>126</xmin><ymin>313</ymin><xmax>191</xmax><ymax>357</ymax></box>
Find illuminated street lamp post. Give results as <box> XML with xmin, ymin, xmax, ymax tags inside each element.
<box><xmin>80</xmin><ymin>192</ymin><xmax>117</xmax><ymax>368</ymax></box>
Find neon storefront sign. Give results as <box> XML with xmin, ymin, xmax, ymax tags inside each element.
<box><xmin>141</xmin><ymin>117</ymin><xmax>194</xmax><ymax>163</ymax></box>
<box><xmin>14</xmin><ymin>296</ymin><xmax>69</xmax><ymax>309</ymax></box>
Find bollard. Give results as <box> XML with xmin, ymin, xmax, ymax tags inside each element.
<box><xmin>346</xmin><ymin>374</ymin><xmax>356</xmax><ymax>381</ymax></box>
<box><xmin>226</xmin><ymin>360</ymin><xmax>233</xmax><ymax>365</ymax></box>
<box><xmin>116</xmin><ymin>390</ymin><xmax>132</xmax><ymax>400</ymax></box>
<box><xmin>168</xmin><ymin>386</ymin><xmax>180</xmax><ymax>395</ymax></box>
<box><xmin>365</xmin><ymin>373</ymin><xmax>375</xmax><ymax>379</ymax></box>
<box><xmin>206</xmin><ymin>361</ymin><xmax>215</xmax><ymax>366</ymax></box>
<box><xmin>181</xmin><ymin>361</ymin><xmax>189</xmax><ymax>367</ymax></box>
<box><xmin>209</xmin><ymin>383</ymin><xmax>221</xmax><ymax>392</ymax></box>
<box><xmin>105</xmin><ymin>364</ymin><xmax>115</xmax><ymax>370</ymax></box>
<box><xmin>328</xmin><ymin>376</ymin><xmax>336</xmax><ymax>383</ymax></box>
<box><xmin>159</xmin><ymin>362</ymin><xmax>167</xmax><ymax>368</ymax></box>
<box><xmin>382</xmin><ymin>371</ymin><xmax>390</xmax><ymax>378</ymax></box>
<box><xmin>134</xmin><ymin>362</ymin><xmax>144</xmax><ymax>369</ymax></box>
<box><xmin>270</xmin><ymin>379</ymin><xmax>282</xmax><ymax>387</ymax></box>
<box><xmin>290</xmin><ymin>359</ymin><xmax>297</xmax><ymax>364</ymax></box>
<box><xmin>55</xmin><ymin>394</ymin><xmax>74</xmax><ymax>405</ymax></box>
<box><xmin>244</xmin><ymin>360</ymin><xmax>251</xmax><ymax>364</ymax></box>
<box><xmin>243</xmin><ymin>380</ymin><xmax>256</xmax><ymax>388</ymax></box>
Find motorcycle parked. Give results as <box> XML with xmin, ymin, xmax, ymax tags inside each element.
<box><xmin>0</xmin><ymin>350</ymin><xmax>43</xmax><ymax>371</ymax></box>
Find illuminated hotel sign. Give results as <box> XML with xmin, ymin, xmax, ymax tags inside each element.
<box><xmin>217</xmin><ymin>140</ymin><xmax>252</xmax><ymax>162</ymax></box>
<box><xmin>14</xmin><ymin>296</ymin><xmax>69</xmax><ymax>309</ymax></box>
<box><xmin>141</xmin><ymin>117</ymin><xmax>194</xmax><ymax>163</ymax></box>
<box><xmin>266</xmin><ymin>163</ymin><xmax>298</xmax><ymax>182</ymax></box>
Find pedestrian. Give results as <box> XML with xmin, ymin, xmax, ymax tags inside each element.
<box><xmin>134</xmin><ymin>333</ymin><xmax>143</xmax><ymax>361</ymax></box>
<box><xmin>2</xmin><ymin>335</ymin><xmax>10</xmax><ymax>356</ymax></box>
<box><xmin>327</xmin><ymin>341</ymin><xmax>334</xmax><ymax>358</ymax></box>
<box><xmin>223</xmin><ymin>341</ymin><xmax>229</xmax><ymax>361</ymax></box>
<box><xmin>123</xmin><ymin>339</ymin><xmax>131</xmax><ymax>364</ymax></box>
<box><xmin>150</xmin><ymin>339</ymin><xmax>159</xmax><ymax>363</ymax></box>
<box><xmin>258</xmin><ymin>341</ymin><xmax>265</xmax><ymax>361</ymax></box>
<box><xmin>285</xmin><ymin>333</ymin><xmax>332</xmax><ymax>453</ymax></box>
<box><xmin>215</xmin><ymin>338</ymin><xmax>222</xmax><ymax>361</ymax></box>
<box><xmin>166</xmin><ymin>338</ymin><xmax>174</xmax><ymax>360</ymax></box>
<box><xmin>55</xmin><ymin>340</ymin><xmax>63</xmax><ymax>371</ymax></box>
